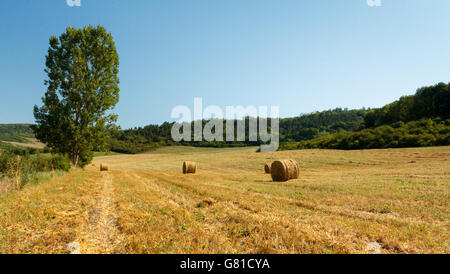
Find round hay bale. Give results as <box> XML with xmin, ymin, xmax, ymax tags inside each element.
<box><xmin>100</xmin><ymin>164</ymin><xmax>109</xmax><ymax>172</ymax></box>
<box><xmin>264</xmin><ymin>163</ymin><xmax>271</xmax><ymax>174</ymax></box>
<box><xmin>271</xmin><ymin>159</ymin><xmax>299</xmax><ymax>182</ymax></box>
<box><xmin>183</xmin><ymin>161</ymin><xmax>196</xmax><ymax>174</ymax></box>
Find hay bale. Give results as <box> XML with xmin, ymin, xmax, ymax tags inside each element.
<box><xmin>100</xmin><ymin>163</ymin><xmax>109</xmax><ymax>172</ymax></box>
<box><xmin>271</xmin><ymin>159</ymin><xmax>299</xmax><ymax>182</ymax></box>
<box><xmin>183</xmin><ymin>161</ymin><xmax>196</xmax><ymax>174</ymax></box>
<box><xmin>264</xmin><ymin>163</ymin><xmax>272</xmax><ymax>174</ymax></box>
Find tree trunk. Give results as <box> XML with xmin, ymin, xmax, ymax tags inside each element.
<box><xmin>72</xmin><ymin>153</ymin><xmax>79</xmax><ymax>168</ymax></box>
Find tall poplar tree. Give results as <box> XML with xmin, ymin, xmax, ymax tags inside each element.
<box><xmin>33</xmin><ymin>25</ymin><xmax>120</xmax><ymax>167</ymax></box>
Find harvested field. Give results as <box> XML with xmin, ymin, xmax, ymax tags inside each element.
<box><xmin>1</xmin><ymin>138</ymin><xmax>45</xmax><ymax>149</ymax></box>
<box><xmin>0</xmin><ymin>146</ymin><xmax>448</xmax><ymax>254</ymax></box>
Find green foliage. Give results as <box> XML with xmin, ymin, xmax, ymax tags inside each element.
<box><xmin>33</xmin><ymin>25</ymin><xmax>120</xmax><ymax>167</ymax></box>
<box><xmin>280</xmin><ymin>119</ymin><xmax>450</xmax><ymax>150</ymax></box>
<box><xmin>280</xmin><ymin>108</ymin><xmax>367</xmax><ymax>141</ymax></box>
<box><xmin>364</xmin><ymin>82</ymin><xmax>450</xmax><ymax>127</ymax></box>
<box><xmin>0</xmin><ymin>124</ymin><xmax>35</xmax><ymax>142</ymax></box>
<box><xmin>109</xmin><ymin>109</ymin><xmax>367</xmax><ymax>153</ymax></box>
<box><xmin>77</xmin><ymin>149</ymin><xmax>94</xmax><ymax>168</ymax></box>
<box><xmin>0</xmin><ymin>152</ymin><xmax>71</xmax><ymax>174</ymax></box>
<box><xmin>0</xmin><ymin>151</ymin><xmax>14</xmax><ymax>173</ymax></box>
<box><xmin>280</xmin><ymin>82</ymin><xmax>450</xmax><ymax>151</ymax></box>
<box><xmin>0</xmin><ymin>152</ymin><xmax>71</xmax><ymax>188</ymax></box>
<box><xmin>108</xmin><ymin>139</ymin><xmax>163</xmax><ymax>154</ymax></box>
<box><xmin>47</xmin><ymin>154</ymin><xmax>72</xmax><ymax>172</ymax></box>
<box><xmin>0</xmin><ymin>142</ymin><xmax>43</xmax><ymax>156</ymax></box>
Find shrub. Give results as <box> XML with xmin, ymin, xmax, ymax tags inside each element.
<box><xmin>0</xmin><ymin>152</ymin><xmax>71</xmax><ymax>190</ymax></box>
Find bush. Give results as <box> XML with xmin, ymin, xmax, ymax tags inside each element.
<box><xmin>78</xmin><ymin>150</ymin><xmax>93</xmax><ymax>168</ymax></box>
<box><xmin>48</xmin><ymin>154</ymin><xmax>72</xmax><ymax>172</ymax></box>
<box><xmin>0</xmin><ymin>152</ymin><xmax>71</xmax><ymax>189</ymax></box>
<box><xmin>0</xmin><ymin>150</ymin><xmax>19</xmax><ymax>174</ymax></box>
<box><xmin>109</xmin><ymin>139</ymin><xmax>162</xmax><ymax>154</ymax></box>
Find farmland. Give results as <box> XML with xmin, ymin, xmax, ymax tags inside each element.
<box><xmin>0</xmin><ymin>146</ymin><xmax>448</xmax><ymax>254</ymax></box>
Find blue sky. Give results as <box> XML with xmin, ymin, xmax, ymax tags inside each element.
<box><xmin>1</xmin><ymin>0</ymin><xmax>449</xmax><ymax>129</ymax></box>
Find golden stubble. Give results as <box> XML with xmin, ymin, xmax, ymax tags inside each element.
<box><xmin>0</xmin><ymin>146</ymin><xmax>448</xmax><ymax>254</ymax></box>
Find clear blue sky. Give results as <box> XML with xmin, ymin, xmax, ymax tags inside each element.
<box><xmin>1</xmin><ymin>0</ymin><xmax>449</xmax><ymax>129</ymax></box>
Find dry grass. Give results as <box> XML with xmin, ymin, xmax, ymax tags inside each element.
<box><xmin>0</xmin><ymin>146</ymin><xmax>449</xmax><ymax>254</ymax></box>
<box><xmin>0</xmin><ymin>177</ymin><xmax>16</xmax><ymax>196</ymax></box>
<box><xmin>0</xmin><ymin>170</ymin><xmax>92</xmax><ymax>253</ymax></box>
<box><xmin>1</xmin><ymin>138</ymin><xmax>45</xmax><ymax>149</ymax></box>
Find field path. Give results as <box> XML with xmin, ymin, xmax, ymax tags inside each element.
<box><xmin>77</xmin><ymin>171</ymin><xmax>121</xmax><ymax>254</ymax></box>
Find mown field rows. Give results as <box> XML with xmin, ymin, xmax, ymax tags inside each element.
<box><xmin>0</xmin><ymin>146</ymin><xmax>448</xmax><ymax>253</ymax></box>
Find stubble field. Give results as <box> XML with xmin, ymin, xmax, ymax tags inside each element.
<box><xmin>0</xmin><ymin>146</ymin><xmax>448</xmax><ymax>254</ymax></box>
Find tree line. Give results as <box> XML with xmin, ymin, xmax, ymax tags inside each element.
<box><xmin>280</xmin><ymin>82</ymin><xmax>450</xmax><ymax>151</ymax></box>
<box><xmin>364</xmin><ymin>82</ymin><xmax>449</xmax><ymax>127</ymax></box>
<box><xmin>110</xmin><ymin>108</ymin><xmax>369</xmax><ymax>153</ymax></box>
<box><xmin>280</xmin><ymin>118</ymin><xmax>449</xmax><ymax>150</ymax></box>
<box><xmin>112</xmin><ymin>82</ymin><xmax>449</xmax><ymax>153</ymax></box>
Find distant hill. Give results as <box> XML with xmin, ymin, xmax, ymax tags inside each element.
<box><xmin>0</xmin><ymin>124</ymin><xmax>46</xmax><ymax>151</ymax></box>
<box><xmin>0</xmin><ymin>124</ymin><xmax>35</xmax><ymax>143</ymax></box>
<box><xmin>111</xmin><ymin>82</ymin><xmax>449</xmax><ymax>153</ymax></box>
<box><xmin>280</xmin><ymin>82</ymin><xmax>450</xmax><ymax>151</ymax></box>
<box><xmin>109</xmin><ymin>108</ymin><xmax>368</xmax><ymax>153</ymax></box>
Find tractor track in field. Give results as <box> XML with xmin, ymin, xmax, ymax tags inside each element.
<box><xmin>75</xmin><ymin>171</ymin><xmax>122</xmax><ymax>254</ymax></box>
